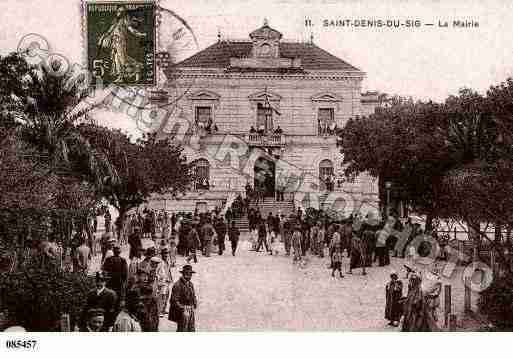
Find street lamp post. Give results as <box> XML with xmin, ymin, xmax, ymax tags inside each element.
<box><xmin>385</xmin><ymin>181</ymin><xmax>392</xmax><ymax>218</ymax></box>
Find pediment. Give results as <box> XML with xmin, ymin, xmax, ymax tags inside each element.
<box><xmin>248</xmin><ymin>90</ymin><xmax>282</xmax><ymax>102</ymax></box>
<box><xmin>187</xmin><ymin>90</ymin><xmax>221</xmax><ymax>101</ymax></box>
<box><xmin>311</xmin><ymin>92</ymin><xmax>343</xmax><ymax>102</ymax></box>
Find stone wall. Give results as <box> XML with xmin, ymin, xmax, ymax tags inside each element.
<box><xmin>165</xmin><ymin>73</ymin><xmax>364</xmax><ymax>136</ymax></box>
<box><xmin>153</xmin><ymin>69</ymin><xmax>379</xmax><ymax>214</ymax></box>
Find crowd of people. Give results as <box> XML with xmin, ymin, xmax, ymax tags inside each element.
<box><xmin>241</xmin><ymin>207</ymin><xmax>443</xmax><ymax>330</ymax></box>
<box><xmin>249</xmin><ymin>125</ymin><xmax>284</xmax><ymax>136</ymax></box>
<box><xmin>80</xmin><ymin>262</ymin><xmax>198</xmax><ymax>332</ymax></box>
<box><xmin>56</xmin><ymin>201</ymin><xmax>448</xmax><ymax>332</ymax></box>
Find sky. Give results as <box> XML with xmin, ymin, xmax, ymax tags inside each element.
<box><xmin>1</xmin><ymin>0</ymin><xmax>513</xmax><ymax>133</ymax></box>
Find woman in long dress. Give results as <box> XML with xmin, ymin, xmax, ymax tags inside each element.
<box><xmin>401</xmin><ymin>274</ymin><xmax>439</xmax><ymax>331</ymax></box>
<box><xmin>292</xmin><ymin>226</ymin><xmax>302</xmax><ymax>262</ymax></box>
<box><xmin>385</xmin><ymin>271</ymin><xmax>403</xmax><ymax>326</ymax></box>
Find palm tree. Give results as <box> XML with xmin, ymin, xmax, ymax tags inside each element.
<box><xmin>2</xmin><ymin>55</ymin><xmax>118</xmax><ymax>254</ymax></box>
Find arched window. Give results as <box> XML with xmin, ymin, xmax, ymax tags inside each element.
<box><xmin>192</xmin><ymin>158</ymin><xmax>210</xmax><ymax>190</ymax></box>
<box><xmin>319</xmin><ymin>159</ymin><xmax>334</xmax><ymax>191</ymax></box>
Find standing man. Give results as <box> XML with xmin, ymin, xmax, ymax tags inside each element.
<box><xmin>283</xmin><ymin>215</ymin><xmax>293</xmax><ymax>256</ymax></box>
<box><xmin>329</xmin><ymin>228</ymin><xmax>341</xmax><ymax>268</ymax></box>
<box><xmin>104</xmin><ymin>209</ymin><xmax>112</xmax><ymax>234</ymax></box>
<box><xmin>385</xmin><ymin>271</ymin><xmax>404</xmax><ymax>327</ymax></box>
<box><xmin>169</xmin><ymin>265</ymin><xmax>198</xmax><ymax>332</ymax></box>
<box><xmin>75</xmin><ymin>237</ymin><xmax>91</xmax><ymax>274</ymax></box>
<box><xmin>292</xmin><ymin>224</ymin><xmax>303</xmax><ymax>262</ymax></box>
<box><xmin>201</xmin><ymin>218</ymin><xmax>216</xmax><ymax>257</ymax></box>
<box><xmin>128</xmin><ymin>247</ymin><xmax>144</xmax><ymax>283</ymax></box>
<box><xmin>102</xmin><ymin>244</ymin><xmax>128</xmax><ymax>303</ymax></box>
<box><xmin>256</xmin><ymin>218</ymin><xmax>270</xmax><ymax>253</ymax></box>
<box><xmin>100</xmin><ymin>231</ymin><xmax>112</xmax><ymax>262</ymax></box>
<box><xmin>81</xmin><ymin>272</ymin><xmax>118</xmax><ymax>331</ymax></box>
<box><xmin>185</xmin><ymin>224</ymin><xmax>200</xmax><ymax>263</ymax></box>
<box><xmin>158</xmin><ymin>247</ymin><xmax>173</xmax><ymax>316</ymax></box>
<box><xmin>215</xmin><ymin>217</ymin><xmax>227</xmax><ymax>255</ymax></box>
<box><xmin>228</xmin><ymin>221</ymin><xmax>240</xmax><ymax>256</ymax></box>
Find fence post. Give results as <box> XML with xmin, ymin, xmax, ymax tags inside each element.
<box><xmin>464</xmin><ymin>276</ymin><xmax>472</xmax><ymax>313</ymax></box>
<box><xmin>60</xmin><ymin>313</ymin><xmax>70</xmax><ymax>332</ymax></box>
<box><xmin>449</xmin><ymin>314</ymin><xmax>458</xmax><ymax>331</ymax></box>
<box><xmin>444</xmin><ymin>284</ymin><xmax>452</xmax><ymax>328</ymax></box>
<box><xmin>458</xmin><ymin>240</ymin><xmax>464</xmax><ymax>263</ymax></box>
<box><xmin>490</xmin><ymin>250</ymin><xmax>496</xmax><ymax>276</ymax></box>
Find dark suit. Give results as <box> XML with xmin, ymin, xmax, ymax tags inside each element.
<box><xmin>168</xmin><ymin>278</ymin><xmax>197</xmax><ymax>332</ymax></box>
<box><xmin>81</xmin><ymin>287</ymin><xmax>118</xmax><ymax>331</ymax></box>
<box><xmin>102</xmin><ymin>255</ymin><xmax>128</xmax><ymax>300</ymax></box>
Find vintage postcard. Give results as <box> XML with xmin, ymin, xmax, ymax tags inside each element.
<box><xmin>0</xmin><ymin>1</ymin><xmax>513</xmax><ymax>357</ymax></box>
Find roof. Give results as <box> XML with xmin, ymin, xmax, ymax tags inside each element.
<box><xmin>249</xmin><ymin>24</ymin><xmax>282</xmax><ymax>40</ymax></box>
<box><xmin>172</xmin><ymin>41</ymin><xmax>361</xmax><ymax>72</ymax></box>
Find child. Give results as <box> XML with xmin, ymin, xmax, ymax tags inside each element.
<box><xmin>250</xmin><ymin>228</ymin><xmax>258</xmax><ymax>251</ymax></box>
<box><xmin>331</xmin><ymin>245</ymin><xmax>344</xmax><ymax>278</ymax></box>
<box><xmin>168</xmin><ymin>241</ymin><xmax>177</xmax><ymax>267</ymax></box>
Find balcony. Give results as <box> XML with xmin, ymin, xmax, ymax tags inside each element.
<box><xmin>242</xmin><ymin>134</ymin><xmax>285</xmax><ymax>147</ymax></box>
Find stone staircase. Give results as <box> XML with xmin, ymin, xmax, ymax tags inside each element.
<box><xmin>250</xmin><ymin>197</ymin><xmax>296</xmax><ymax>218</ymax></box>
<box><xmin>232</xmin><ymin>217</ymin><xmax>249</xmax><ymax>233</ymax></box>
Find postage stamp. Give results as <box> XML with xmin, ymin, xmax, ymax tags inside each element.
<box><xmin>85</xmin><ymin>1</ymin><xmax>156</xmax><ymax>86</ymax></box>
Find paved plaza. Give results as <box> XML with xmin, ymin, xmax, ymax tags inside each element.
<box><xmin>92</xmin><ymin>234</ymin><xmax>476</xmax><ymax>331</ymax></box>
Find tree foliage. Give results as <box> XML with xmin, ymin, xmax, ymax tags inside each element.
<box><xmin>79</xmin><ymin>125</ymin><xmax>192</xmax><ymax>215</ymax></box>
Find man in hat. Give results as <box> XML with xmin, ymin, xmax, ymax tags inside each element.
<box><xmin>169</xmin><ymin>265</ymin><xmax>198</xmax><ymax>332</ymax></box>
<box><xmin>140</xmin><ymin>284</ymin><xmax>160</xmax><ymax>331</ymax></box>
<box><xmin>128</xmin><ymin>246</ymin><xmax>145</xmax><ymax>283</ymax></box>
<box><xmin>81</xmin><ymin>272</ymin><xmax>118</xmax><ymax>331</ymax></box>
<box><xmin>128</xmin><ymin>226</ymin><xmax>142</xmax><ymax>260</ymax></box>
<box><xmin>100</xmin><ymin>231</ymin><xmax>112</xmax><ymax>262</ymax></box>
<box><xmin>385</xmin><ymin>270</ymin><xmax>403</xmax><ymax>326</ymax></box>
<box><xmin>201</xmin><ymin>218</ymin><xmax>216</xmax><ymax>257</ymax></box>
<box><xmin>228</xmin><ymin>220</ymin><xmax>240</xmax><ymax>256</ymax></box>
<box><xmin>158</xmin><ymin>247</ymin><xmax>173</xmax><ymax>315</ymax></box>
<box><xmin>214</xmin><ymin>217</ymin><xmax>227</xmax><ymax>255</ymax></box>
<box><xmin>185</xmin><ymin>224</ymin><xmax>200</xmax><ymax>263</ymax></box>
<box><xmin>150</xmin><ymin>254</ymin><xmax>164</xmax><ymax>285</ymax></box>
<box><xmin>283</xmin><ymin>215</ymin><xmax>293</xmax><ymax>256</ymax></box>
<box><xmin>256</xmin><ymin>217</ymin><xmax>270</xmax><ymax>253</ymax></box>
<box><xmin>102</xmin><ymin>243</ymin><xmax>128</xmax><ymax>301</ymax></box>
<box><xmin>102</xmin><ymin>237</ymin><xmax>116</xmax><ymax>265</ymax></box>
<box><xmin>128</xmin><ymin>267</ymin><xmax>150</xmax><ymax>295</ymax></box>
<box><xmin>139</xmin><ymin>247</ymin><xmax>156</xmax><ymax>276</ymax></box>
<box><xmin>81</xmin><ymin>308</ymin><xmax>105</xmax><ymax>332</ymax></box>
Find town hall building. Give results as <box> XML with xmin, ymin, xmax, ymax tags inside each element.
<box><xmin>151</xmin><ymin>21</ymin><xmax>380</xmax><ymax>217</ymax></box>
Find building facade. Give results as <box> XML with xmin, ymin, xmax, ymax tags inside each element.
<box><xmin>151</xmin><ymin>21</ymin><xmax>380</xmax><ymax>217</ymax></box>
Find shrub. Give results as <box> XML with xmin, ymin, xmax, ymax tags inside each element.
<box><xmin>478</xmin><ymin>276</ymin><xmax>513</xmax><ymax>330</ymax></box>
<box><xmin>0</xmin><ymin>263</ymin><xmax>94</xmax><ymax>331</ymax></box>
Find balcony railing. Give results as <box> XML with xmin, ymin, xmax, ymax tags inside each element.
<box><xmin>243</xmin><ymin>134</ymin><xmax>285</xmax><ymax>147</ymax></box>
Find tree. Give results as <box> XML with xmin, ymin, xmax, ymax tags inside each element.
<box><xmin>338</xmin><ymin>97</ymin><xmax>447</xmax><ymax>228</ymax></box>
<box><xmin>0</xmin><ymin>53</ymin><xmax>113</xmax><ymax>254</ymax></box>
<box><xmin>79</xmin><ymin>125</ymin><xmax>192</xmax><ymax>239</ymax></box>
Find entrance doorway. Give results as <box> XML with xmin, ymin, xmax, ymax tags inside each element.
<box><xmin>254</xmin><ymin>157</ymin><xmax>275</xmax><ymax>198</ymax></box>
